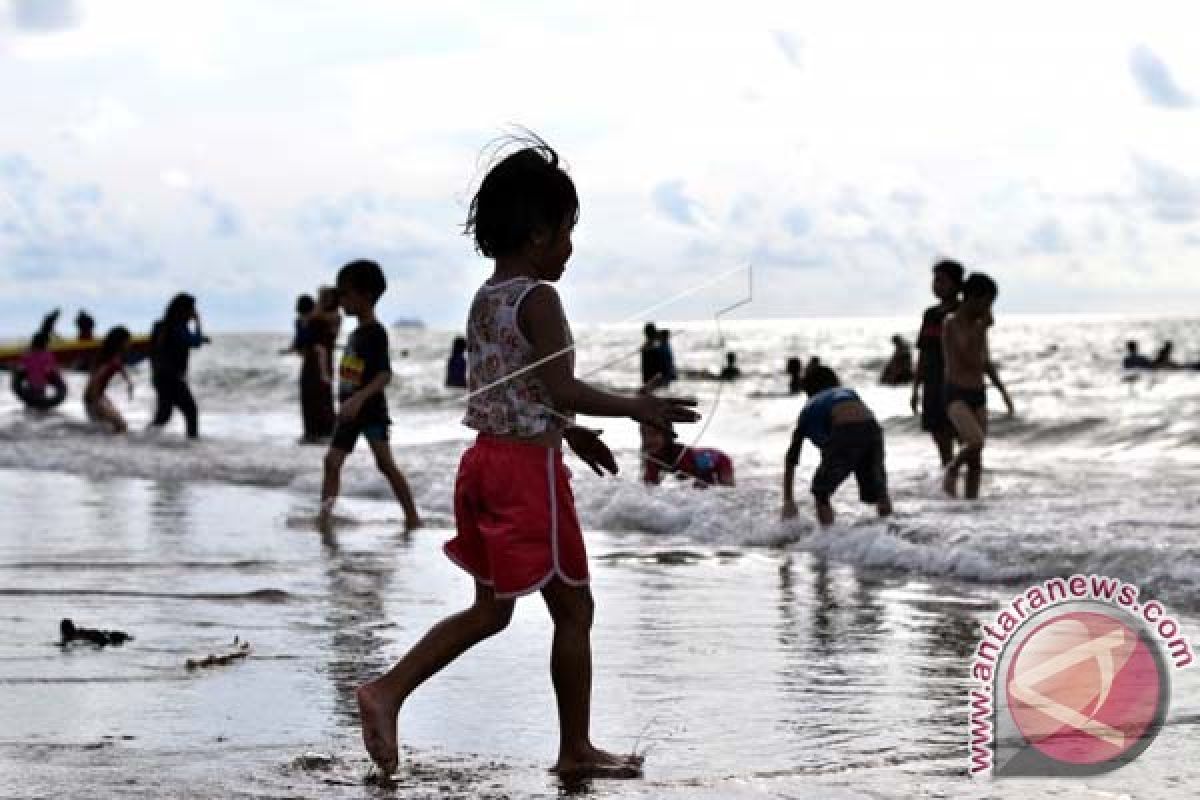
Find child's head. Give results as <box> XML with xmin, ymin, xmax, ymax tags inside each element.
<box><xmin>317</xmin><ymin>286</ymin><xmax>339</xmax><ymax>312</ymax></box>
<box><xmin>640</xmin><ymin>422</ymin><xmax>675</xmax><ymax>454</ymax></box>
<box><xmin>643</xmin><ymin>322</ymin><xmax>658</xmax><ymax>342</ymax></box>
<box><xmin>31</xmin><ymin>332</ymin><xmax>49</xmax><ymax>351</ymax></box>
<box><xmin>336</xmin><ymin>259</ymin><xmax>387</xmax><ymax>316</ymax></box>
<box><xmin>961</xmin><ymin>272</ymin><xmax>998</xmax><ymax>315</ymax></box>
<box><xmin>931</xmin><ymin>259</ymin><xmax>964</xmax><ymax>301</ymax></box>
<box><xmin>296</xmin><ymin>294</ymin><xmax>315</xmax><ymax>315</ymax></box>
<box><xmin>99</xmin><ymin>326</ymin><xmax>132</xmax><ymax>361</ymax></box>
<box><xmin>802</xmin><ymin>364</ymin><xmax>840</xmax><ymax>395</ymax></box>
<box><xmin>786</xmin><ymin>356</ymin><xmax>802</xmax><ymax>376</ymax></box>
<box><xmin>466</xmin><ymin>138</ymin><xmax>579</xmax><ymax>280</ymax></box>
<box><xmin>726</xmin><ymin>352</ymin><xmax>737</xmax><ymax>365</ymax></box>
<box><xmin>76</xmin><ymin>311</ymin><xmax>95</xmax><ymax>336</ymax></box>
<box><xmin>1127</xmin><ymin>340</ymin><xmax>1140</xmax><ymax>355</ymax></box>
<box><xmin>659</xmin><ymin>329</ymin><xmax>671</xmax><ymax>343</ymax></box>
<box><xmin>892</xmin><ymin>334</ymin><xmax>907</xmax><ymax>348</ymax></box>
<box><xmin>451</xmin><ymin>335</ymin><xmax>467</xmax><ymax>355</ymax></box>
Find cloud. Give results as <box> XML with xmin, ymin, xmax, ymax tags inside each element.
<box><xmin>195</xmin><ymin>191</ymin><xmax>242</xmax><ymax>238</ymax></box>
<box><xmin>1133</xmin><ymin>157</ymin><xmax>1200</xmax><ymax>224</ymax></box>
<box><xmin>9</xmin><ymin>0</ymin><xmax>80</xmax><ymax>32</ymax></box>
<box><xmin>1129</xmin><ymin>45</ymin><xmax>1194</xmax><ymax>109</ymax></box>
<box><xmin>781</xmin><ymin>207</ymin><xmax>812</xmax><ymax>237</ymax></box>
<box><xmin>652</xmin><ymin>180</ymin><xmax>702</xmax><ymax>226</ymax></box>
<box><xmin>0</xmin><ymin>152</ymin><xmax>163</xmax><ymax>283</ymax></box>
<box><xmin>1027</xmin><ymin>218</ymin><xmax>1068</xmax><ymax>254</ymax></box>
<box><xmin>771</xmin><ymin>30</ymin><xmax>803</xmax><ymax>69</ymax></box>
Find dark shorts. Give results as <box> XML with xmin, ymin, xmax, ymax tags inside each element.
<box><xmin>945</xmin><ymin>383</ymin><xmax>986</xmax><ymax>410</ymax></box>
<box><xmin>812</xmin><ymin>420</ymin><xmax>888</xmax><ymax>504</ymax></box>
<box><xmin>330</xmin><ymin>417</ymin><xmax>389</xmax><ymax>453</ymax></box>
<box><xmin>920</xmin><ymin>380</ymin><xmax>950</xmax><ymax>433</ymax></box>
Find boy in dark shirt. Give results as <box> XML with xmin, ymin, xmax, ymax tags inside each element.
<box><xmin>911</xmin><ymin>259</ymin><xmax>963</xmax><ymax>466</ymax></box>
<box><xmin>318</xmin><ymin>260</ymin><xmax>421</xmax><ymax>531</ymax></box>
<box><xmin>782</xmin><ymin>365</ymin><xmax>892</xmax><ymax>526</ymax></box>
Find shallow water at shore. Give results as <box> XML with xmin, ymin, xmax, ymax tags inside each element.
<box><xmin>1</xmin><ymin>468</ymin><xmax>1197</xmax><ymax>798</ymax></box>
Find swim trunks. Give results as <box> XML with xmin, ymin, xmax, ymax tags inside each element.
<box><xmin>811</xmin><ymin>420</ymin><xmax>888</xmax><ymax>504</ymax></box>
<box><xmin>445</xmin><ymin>434</ymin><xmax>588</xmax><ymax>597</ymax></box>
<box><xmin>330</xmin><ymin>418</ymin><xmax>389</xmax><ymax>453</ymax></box>
<box><xmin>945</xmin><ymin>384</ymin><xmax>986</xmax><ymax>410</ymax></box>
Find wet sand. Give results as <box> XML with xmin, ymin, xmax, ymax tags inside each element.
<box><xmin>1</xmin><ymin>468</ymin><xmax>1197</xmax><ymax>799</ymax></box>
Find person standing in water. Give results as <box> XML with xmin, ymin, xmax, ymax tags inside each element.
<box><xmin>911</xmin><ymin>259</ymin><xmax>963</xmax><ymax>467</ymax></box>
<box><xmin>942</xmin><ymin>273</ymin><xmax>1014</xmax><ymax>499</ymax></box>
<box><xmin>354</xmin><ymin>139</ymin><xmax>697</xmax><ymax>779</ymax></box>
<box><xmin>445</xmin><ymin>335</ymin><xmax>468</xmax><ymax>388</ymax></box>
<box><xmin>149</xmin><ymin>293</ymin><xmax>208</xmax><ymax>439</ymax></box>
<box><xmin>640</xmin><ymin>322</ymin><xmax>665</xmax><ymax>387</ymax></box>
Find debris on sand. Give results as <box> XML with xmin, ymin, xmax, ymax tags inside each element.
<box><xmin>186</xmin><ymin>636</ymin><xmax>251</xmax><ymax>669</ymax></box>
<box><xmin>59</xmin><ymin>618</ymin><xmax>133</xmax><ymax>647</ymax></box>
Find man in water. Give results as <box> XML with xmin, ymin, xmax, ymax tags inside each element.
<box><xmin>1124</xmin><ymin>341</ymin><xmax>1152</xmax><ymax>369</ymax></box>
<box><xmin>641</xmin><ymin>322</ymin><xmax>665</xmax><ymax>387</ymax></box>
<box><xmin>911</xmin><ymin>260</ymin><xmax>965</xmax><ymax>467</ymax></box>
<box><xmin>941</xmin><ymin>273</ymin><xmax>1014</xmax><ymax>499</ymax></box>
<box><xmin>880</xmin><ymin>335</ymin><xmax>914</xmax><ymax>385</ymax></box>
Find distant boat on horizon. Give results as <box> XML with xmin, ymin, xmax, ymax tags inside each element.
<box><xmin>392</xmin><ymin>317</ymin><xmax>425</xmax><ymax>330</ymax></box>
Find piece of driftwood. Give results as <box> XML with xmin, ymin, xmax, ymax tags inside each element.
<box><xmin>186</xmin><ymin>636</ymin><xmax>251</xmax><ymax>669</ymax></box>
<box><xmin>60</xmin><ymin>618</ymin><xmax>133</xmax><ymax>647</ymax></box>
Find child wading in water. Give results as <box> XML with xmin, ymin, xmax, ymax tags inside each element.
<box><xmin>781</xmin><ymin>364</ymin><xmax>892</xmax><ymax>525</ymax></box>
<box><xmin>355</xmin><ymin>140</ymin><xmax>698</xmax><ymax>777</ymax></box>
<box><xmin>319</xmin><ymin>260</ymin><xmax>421</xmax><ymax>531</ymax></box>
<box><xmin>941</xmin><ymin>272</ymin><xmax>1014</xmax><ymax>499</ymax></box>
<box><xmin>84</xmin><ymin>326</ymin><xmax>134</xmax><ymax>433</ymax></box>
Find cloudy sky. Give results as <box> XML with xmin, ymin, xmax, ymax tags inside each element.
<box><xmin>1</xmin><ymin>0</ymin><xmax>1199</xmax><ymax>333</ymax></box>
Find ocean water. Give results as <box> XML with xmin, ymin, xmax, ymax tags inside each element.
<box><xmin>1</xmin><ymin>314</ymin><xmax>1199</xmax><ymax>798</ymax></box>
<box><xmin>3</xmin><ymin>315</ymin><xmax>1199</xmax><ymax>606</ymax></box>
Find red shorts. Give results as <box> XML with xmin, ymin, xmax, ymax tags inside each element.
<box><xmin>445</xmin><ymin>435</ymin><xmax>589</xmax><ymax>597</ymax></box>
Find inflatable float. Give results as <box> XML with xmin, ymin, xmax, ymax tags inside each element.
<box><xmin>0</xmin><ymin>335</ymin><xmax>151</xmax><ymax>409</ymax></box>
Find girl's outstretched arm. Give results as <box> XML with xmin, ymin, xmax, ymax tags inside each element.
<box><xmin>521</xmin><ymin>285</ymin><xmax>698</xmax><ymax>428</ymax></box>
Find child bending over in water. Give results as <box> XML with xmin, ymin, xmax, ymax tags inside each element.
<box><xmin>641</xmin><ymin>421</ymin><xmax>734</xmax><ymax>487</ymax></box>
<box><xmin>941</xmin><ymin>272</ymin><xmax>1014</xmax><ymax>499</ymax></box>
<box><xmin>84</xmin><ymin>327</ymin><xmax>134</xmax><ymax>433</ymax></box>
<box><xmin>782</xmin><ymin>364</ymin><xmax>892</xmax><ymax>525</ymax></box>
<box><xmin>355</xmin><ymin>138</ymin><xmax>698</xmax><ymax>778</ymax></box>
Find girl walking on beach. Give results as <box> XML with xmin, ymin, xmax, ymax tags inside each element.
<box><xmin>355</xmin><ymin>138</ymin><xmax>698</xmax><ymax>778</ymax></box>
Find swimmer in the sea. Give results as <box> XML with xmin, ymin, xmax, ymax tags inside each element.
<box><xmin>641</xmin><ymin>422</ymin><xmax>734</xmax><ymax>487</ymax></box>
<box><xmin>83</xmin><ymin>327</ymin><xmax>134</xmax><ymax>434</ymax></box>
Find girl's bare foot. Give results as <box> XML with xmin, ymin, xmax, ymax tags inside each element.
<box><xmin>356</xmin><ymin>682</ymin><xmax>400</xmax><ymax>775</ymax></box>
<box><xmin>552</xmin><ymin>745</ymin><xmax>644</xmax><ymax>778</ymax></box>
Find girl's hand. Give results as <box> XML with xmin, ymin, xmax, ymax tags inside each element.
<box><xmin>565</xmin><ymin>427</ymin><xmax>618</xmax><ymax>476</ymax></box>
<box><xmin>632</xmin><ymin>393</ymin><xmax>699</xmax><ymax>429</ymax></box>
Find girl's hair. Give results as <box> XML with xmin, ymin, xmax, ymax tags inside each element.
<box><xmin>963</xmin><ymin>272</ymin><xmax>998</xmax><ymax>300</ymax></box>
<box><xmin>161</xmin><ymin>293</ymin><xmax>196</xmax><ymax>327</ymax></box>
<box><xmin>465</xmin><ymin>135</ymin><xmax>579</xmax><ymax>258</ymax></box>
<box><xmin>98</xmin><ymin>326</ymin><xmax>132</xmax><ymax>362</ymax></box>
